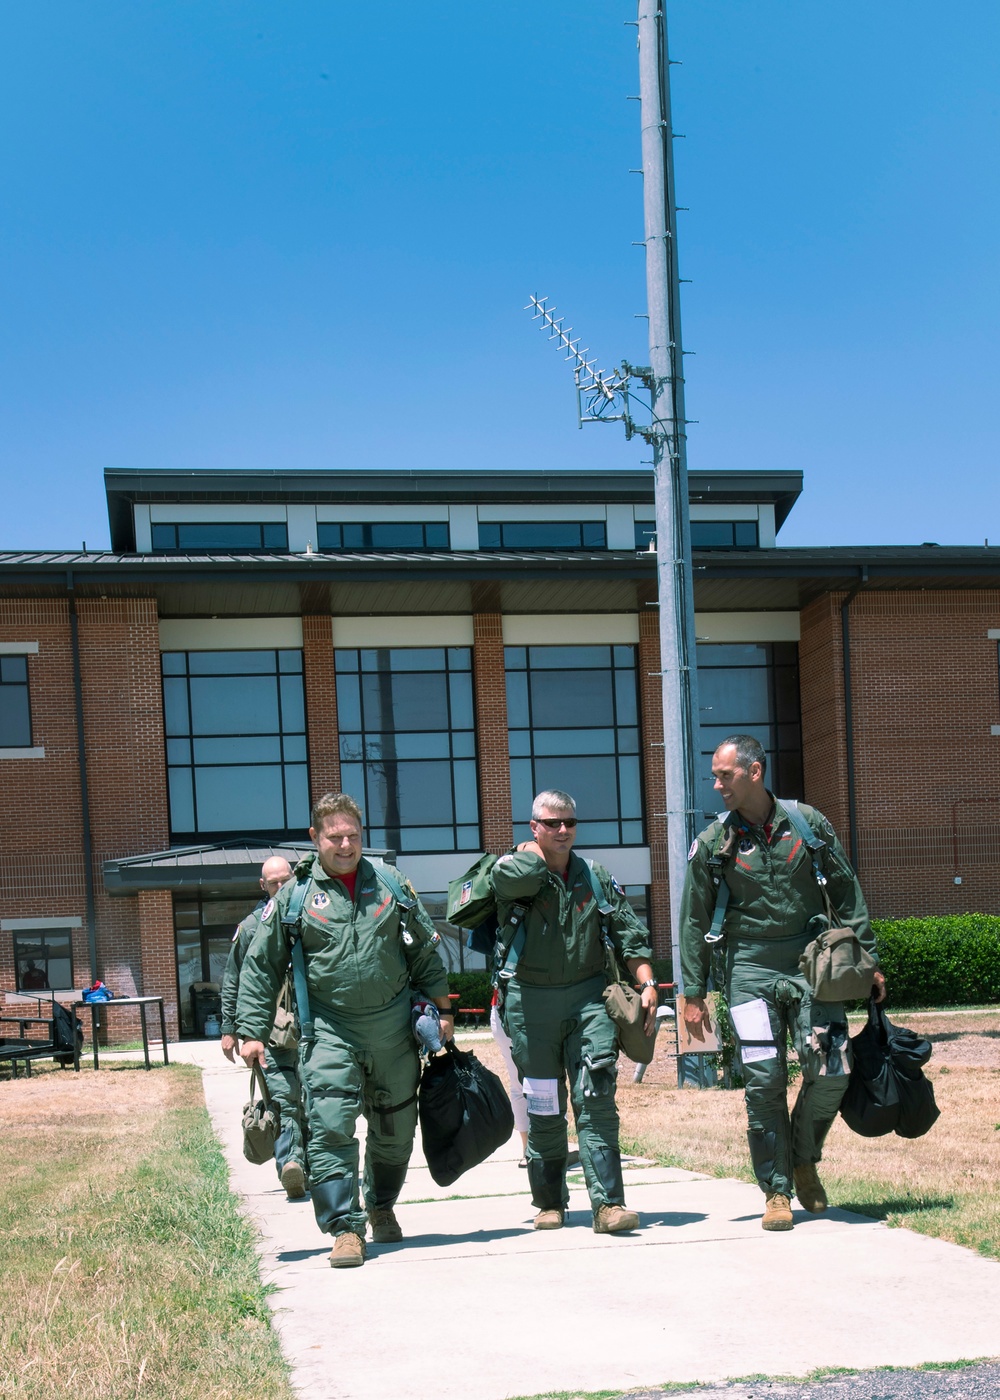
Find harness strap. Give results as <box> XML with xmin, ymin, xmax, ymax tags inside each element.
<box><xmin>782</xmin><ymin>799</ymin><xmax>828</xmax><ymax>889</ymax></box>
<box><xmin>282</xmin><ymin>878</ymin><xmax>314</xmax><ymax>1043</ymax></box>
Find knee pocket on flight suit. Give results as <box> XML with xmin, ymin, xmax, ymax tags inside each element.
<box><xmin>300</xmin><ymin>1043</ymin><xmax>363</xmax><ymax>1149</ymax></box>
<box><xmin>794</xmin><ymin>1000</ymin><xmax>852</xmax><ymax>1081</ymax></box>
<box><xmin>362</xmin><ymin>1044</ymin><xmax>420</xmax><ymax>1158</ymax></box>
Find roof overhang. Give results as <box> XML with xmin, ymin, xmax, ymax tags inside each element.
<box><xmin>102</xmin><ymin>840</ymin><xmax>395</xmax><ymax>896</ymax></box>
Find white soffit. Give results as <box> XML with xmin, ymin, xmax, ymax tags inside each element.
<box><xmin>477</xmin><ymin>502</ymin><xmax>607</xmax><ymax>522</ymax></box>
<box><xmin>694</xmin><ymin>612</ymin><xmax>800</xmax><ymax>642</ymax></box>
<box><xmin>503</xmin><ymin>614</ymin><xmax>640</xmax><ymax>645</ymax></box>
<box><xmin>159</xmin><ymin>618</ymin><xmax>304</xmax><ymax>651</ymax></box>
<box><xmin>332</xmin><ymin>616</ymin><xmax>475</xmax><ymax>648</ymax></box>
<box><xmin>316</xmin><ymin>503</ymin><xmax>450</xmax><ymax>522</ymax></box>
<box><xmin>149</xmin><ymin>503</ymin><xmax>288</xmax><ymax>522</ymax></box>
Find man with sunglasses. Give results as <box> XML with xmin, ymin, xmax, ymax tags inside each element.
<box><xmin>491</xmin><ymin>789</ymin><xmax>655</xmax><ymax>1233</ymax></box>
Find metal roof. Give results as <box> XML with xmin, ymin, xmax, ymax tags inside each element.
<box><xmin>102</xmin><ymin>840</ymin><xmax>394</xmax><ymax>895</ymax></box>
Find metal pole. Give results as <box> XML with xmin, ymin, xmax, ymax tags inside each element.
<box><xmin>636</xmin><ymin>3</ymin><xmax>701</xmax><ymax>1001</ymax></box>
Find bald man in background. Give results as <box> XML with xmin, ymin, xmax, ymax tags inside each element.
<box><xmin>221</xmin><ymin>855</ymin><xmax>309</xmax><ymax>1199</ymax></box>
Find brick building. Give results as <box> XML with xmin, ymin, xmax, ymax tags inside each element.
<box><xmin>2</xmin><ymin>467</ymin><xmax>998</xmax><ymax>1039</ymax></box>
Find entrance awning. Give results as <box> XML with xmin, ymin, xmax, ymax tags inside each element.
<box><xmin>103</xmin><ymin>840</ymin><xmax>394</xmax><ymax>896</ymax></box>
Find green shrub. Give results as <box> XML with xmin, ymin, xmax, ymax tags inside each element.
<box><xmin>872</xmin><ymin>914</ymin><xmax>1000</xmax><ymax>1008</ymax></box>
<box><xmin>447</xmin><ymin>970</ymin><xmax>493</xmax><ymax>1010</ymax></box>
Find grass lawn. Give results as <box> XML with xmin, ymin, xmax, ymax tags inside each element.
<box><xmin>0</xmin><ymin>1061</ymin><xmax>294</xmax><ymax>1400</ymax></box>
<box><xmin>467</xmin><ymin>1012</ymin><xmax>1000</xmax><ymax>1259</ymax></box>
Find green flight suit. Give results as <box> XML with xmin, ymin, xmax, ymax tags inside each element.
<box><xmin>679</xmin><ymin>797</ymin><xmax>875</xmax><ymax>1199</ymax></box>
<box><xmin>491</xmin><ymin>850</ymin><xmax>652</xmax><ymax>1215</ymax></box>
<box><xmin>236</xmin><ymin>856</ymin><xmax>449</xmax><ymax>1240</ymax></box>
<box><xmin>221</xmin><ymin>903</ymin><xmax>307</xmax><ymax>1183</ymax></box>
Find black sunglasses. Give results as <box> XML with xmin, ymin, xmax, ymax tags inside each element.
<box><xmin>534</xmin><ymin>817</ymin><xmax>578</xmax><ymax>830</ymax></box>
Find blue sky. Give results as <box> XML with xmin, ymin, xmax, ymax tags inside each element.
<box><xmin>1</xmin><ymin>1</ymin><xmax>998</xmax><ymax>550</ymax></box>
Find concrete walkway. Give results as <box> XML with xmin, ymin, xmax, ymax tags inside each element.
<box><xmin>173</xmin><ymin>1041</ymin><xmax>1000</xmax><ymax>1400</ymax></box>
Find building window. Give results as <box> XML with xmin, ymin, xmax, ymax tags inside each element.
<box><xmin>0</xmin><ymin>654</ymin><xmax>32</xmax><ymax>748</ymax></box>
<box><xmin>151</xmin><ymin>523</ymin><xmax>289</xmax><ymax>553</ymax></box>
<box><xmin>161</xmin><ymin>650</ymin><xmax>309</xmax><ymax>837</ymax></box>
<box><xmin>13</xmin><ymin>930</ymin><xmax>73</xmax><ymax>992</ymax></box>
<box><xmin>335</xmin><ymin>647</ymin><xmax>480</xmax><ymax>853</ymax></box>
<box><xmin>317</xmin><ymin>522</ymin><xmax>449</xmax><ymax>551</ymax></box>
<box><xmin>479</xmin><ymin>522</ymin><xmax>607</xmax><ymax>551</ymax></box>
<box><xmin>174</xmin><ymin>894</ymin><xmax>258</xmax><ymax>1035</ymax></box>
<box><xmin>506</xmin><ymin>645</ymin><xmax>644</xmax><ymax>845</ymax></box>
<box><xmin>696</xmin><ymin>642</ymin><xmax>802</xmax><ymax>820</ymax></box>
<box><xmin>635</xmin><ymin>520</ymin><xmax>759</xmax><ymax>550</ymax></box>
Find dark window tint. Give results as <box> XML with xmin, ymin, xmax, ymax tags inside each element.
<box><xmin>478</xmin><ymin>522</ymin><xmax>607</xmax><ymax>551</ymax></box>
<box><xmin>317</xmin><ymin>522</ymin><xmax>450</xmax><ymax>551</ymax></box>
<box><xmin>634</xmin><ymin>522</ymin><xmax>656</xmax><ymax>549</ymax></box>
<box><xmin>161</xmin><ymin>650</ymin><xmax>308</xmax><ymax>838</ymax></box>
<box><xmin>335</xmin><ymin>646</ymin><xmax>479</xmax><ymax>853</ymax></box>
<box><xmin>505</xmin><ymin>645</ymin><xmax>643</xmax><ymax>845</ymax></box>
<box><xmin>14</xmin><ymin>930</ymin><xmax>73</xmax><ymax>992</ymax></box>
<box><xmin>173</xmin><ymin>893</ymin><xmax>260</xmax><ymax>1035</ymax></box>
<box><xmin>0</xmin><ymin>653</ymin><xmax>32</xmax><ymax>747</ymax></box>
<box><xmin>690</xmin><ymin>520</ymin><xmax>759</xmax><ymax>549</ymax></box>
<box><xmin>151</xmin><ymin>523</ymin><xmax>288</xmax><ymax>553</ymax></box>
<box><xmin>696</xmin><ymin>642</ymin><xmax>802</xmax><ymax>819</ymax></box>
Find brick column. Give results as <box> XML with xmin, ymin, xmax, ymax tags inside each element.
<box><xmin>302</xmin><ymin>615</ymin><xmax>341</xmax><ymax>802</ymax></box>
<box><xmin>139</xmin><ymin>889</ymin><xmax>180</xmax><ymax>1041</ymax></box>
<box><xmin>472</xmin><ymin>612</ymin><xmax>512</xmax><ymax>854</ymax></box>
<box><xmin>638</xmin><ymin>608</ymin><xmax>671</xmax><ymax>961</ymax></box>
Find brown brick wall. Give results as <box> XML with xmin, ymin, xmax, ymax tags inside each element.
<box><xmin>800</xmin><ymin>588</ymin><xmax>1000</xmax><ymax>918</ymax></box>
<box><xmin>473</xmin><ymin>612</ymin><xmax>512</xmax><ymax>853</ymax></box>
<box><xmin>638</xmin><ymin>609</ymin><xmax>670</xmax><ymax>960</ymax></box>
<box><xmin>303</xmin><ymin>614</ymin><xmax>341</xmax><ymax>804</ymax></box>
<box><xmin>139</xmin><ymin>889</ymin><xmax>180</xmax><ymax>1040</ymax></box>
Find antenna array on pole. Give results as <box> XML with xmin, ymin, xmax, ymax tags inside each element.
<box><xmin>526</xmin><ymin>295</ymin><xmax>636</xmax><ymax>432</ymax></box>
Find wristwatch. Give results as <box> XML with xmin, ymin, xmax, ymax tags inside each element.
<box><xmin>638</xmin><ymin>979</ymin><xmax>657</xmax><ymax>990</ymax></box>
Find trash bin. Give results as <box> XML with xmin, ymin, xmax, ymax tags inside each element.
<box><xmin>190</xmin><ymin>982</ymin><xmax>222</xmax><ymax>1038</ymax></box>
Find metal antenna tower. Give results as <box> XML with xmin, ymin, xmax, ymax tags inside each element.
<box><xmin>526</xmin><ymin>2</ymin><xmax>700</xmax><ymax>1009</ymax></box>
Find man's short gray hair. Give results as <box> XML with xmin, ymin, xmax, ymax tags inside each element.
<box><xmin>717</xmin><ymin>734</ymin><xmax>767</xmax><ymax>779</ymax></box>
<box><xmin>531</xmin><ymin>789</ymin><xmax>577</xmax><ymax>820</ymax></box>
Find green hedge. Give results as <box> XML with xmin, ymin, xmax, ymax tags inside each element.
<box><xmin>447</xmin><ymin>970</ymin><xmax>493</xmax><ymax>1011</ymax></box>
<box><xmin>872</xmin><ymin>914</ymin><xmax>1000</xmax><ymax>1007</ymax></box>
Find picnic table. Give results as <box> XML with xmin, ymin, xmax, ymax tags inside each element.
<box><xmin>72</xmin><ymin>996</ymin><xmax>169</xmax><ymax>1071</ymax></box>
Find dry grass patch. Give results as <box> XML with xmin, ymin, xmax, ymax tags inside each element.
<box><xmin>460</xmin><ymin>1014</ymin><xmax>1000</xmax><ymax>1259</ymax></box>
<box><xmin>0</xmin><ymin>1061</ymin><xmax>294</xmax><ymax>1400</ymax></box>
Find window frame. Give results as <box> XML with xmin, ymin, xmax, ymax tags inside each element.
<box><xmin>0</xmin><ymin>651</ymin><xmax>34</xmax><ymax>749</ymax></box>
<box><xmin>478</xmin><ymin>521</ymin><xmax>608</xmax><ymax>551</ymax></box>
<box><xmin>317</xmin><ymin>522</ymin><xmax>450</xmax><ymax>552</ymax></box>
<box><xmin>151</xmin><ymin>522</ymin><xmax>289</xmax><ymax>554</ymax></box>
<box><xmin>12</xmin><ymin>928</ymin><xmax>75</xmax><ymax>993</ymax></box>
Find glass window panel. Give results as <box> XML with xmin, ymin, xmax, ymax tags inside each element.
<box><xmin>168</xmin><ymin>767</ymin><xmax>195</xmax><ymax>832</ymax></box>
<box><xmin>452</xmin><ymin>730</ymin><xmax>475</xmax><ymax>758</ymax></box>
<box><xmin>532</xmin><ymin>728</ymin><xmax>616</xmax><ymax>757</ymax></box>
<box><xmin>529</xmin><ymin>670</ymin><xmax>614</xmax><ymax>729</ymax></box>
<box><xmin>166</xmin><ymin>737</ymin><xmax>191</xmax><ymax>764</ymax></box>
<box><xmin>773</xmin><ymin>643</ymin><xmax>798</xmax><ymax>666</ymax></box>
<box><xmin>400</xmin><ymin>827</ymin><xmax>455</xmax><ymax>851</ymax></box>
<box><xmin>151</xmin><ymin>524</ymin><xmax>176</xmax><ymax>550</ymax></box>
<box><xmin>176</xmin><ymin>523</ymin><xmax>265</xmax><ymax>550</ymax></box>
<box><xmin>335</xmin><ymin>674</ymin><xmax>362</xmax><ymax>731</ymax></box>
<box><xmin>188</xmin><ymin>651</ymin><xmax>276</xmax><ymax>675</ymax></box>
<box><xmin>581</xmin><ymin>522</ymin><xmax>607</xmax><ymax>548</ymax></box>
<box><xmin>621</xmin><ymin>820</ymin><xmax>645</xmax><ymax>844</ymax></box>
<box><xmin>317</xmin><ymin>524</ymin><xmax>342</xmax><ymax>550</ymax></box>
<box><xmin>161</xmin><ymin>652</ymin><xmax>186</xmax><ymax>675</ymax></box>
<box><xmin>447</xmin><ymin>647</ymin><xmax>470</xmax><ymax>670</ymax></box>
<box><xmin>634</xmin><ymin>522</ymin><xmax>656</xmax><ymax>548</ymax></box>
<box><xmin>777</xmin><ymin>722</ymin><xmax>802</xmax><ymax>751</ymax></box>
<box><xmin>618</xmin><ymin>727</ymin><xmax>640</xmax><ymax>754</ymax></box>
<box><xmin>162</xmin><ymin>677</ymin><xmax>190</xmax><ymax>737</ymax></box>
<box><xmin>342</xmin><ymin>524</ymin><xmax>365</xmax><ymax>548</ymax></box>
<box><xmin>426</xmin><ymin>523</ymin><xmax>450</xmax><ymax>548</ymax></box>
<box><xmin>283</xmin><ymin>764</ymin><xmax>310</xmax><ymax>828</ymax></box>
<box><xmin>363</xmin><ymin>671</ymin><xmax>449</xmax><ymax>731</ymax></box>
<box><xmin>370</xmin><ymin>523</ymin><xmax>427</xmax><ymax>549</ymax></box>
<box><xmin>339</xmin><ymin>762</ymin><xmax>365</xmax><ymax>805</ymax></box>
<box><xmin>697</xmin><ymin>668</ymin><xmax>771</xmax><ymax>725</ymax></box>
<box><xmin>448</xmin><ymin>672</ymin><xmax>473</xmax><ymax>730</ymax></box>
<box><xmin>505</xmin><ymin>672</ymin><xmax>530</xmax><ymax>728</ymax></box>
<box><xmin>194</xmin><ymin>765</ymin><xmax>285</xmax><ymax>832</ymax></box>
<box><xmin>696</xmin><ymin>643</ymin><xmax>769</xmax><ymax>668</ymax></box>
<box><xmin>388</xmin><ymin>648</ymin><xmax>445</xmax><ymax>671</ymax></box>
<box><xmin>574</xmin><ymin>820</ymin><xmax>620</xmax><ymax>844</ymax></box>
<box><xmin>340</xmin><ymin>735</ymin><xmax>365</xmax><ymax>761</ymax></box>
<box><xmin>504</xmin><ymin>646</ymin><xmax>526</xmax><ymax>669</ymax></box>
<box><xmin>508</xmin><ymin>730</ymin><xmax>531</xmax><ymax>757</ymax></box>
<box><xmin>367</xmin><ymin>828</ymin><xmax>389</xmax><ymax>850</ymax></box>
<box><xmin>614</xmin><ymin>671</ymin><xmax>638</xmax><ymax>726</ymax></box>
<box><xmin>533</xmin><ymin>755</ymin><xmax>619</xmax><ymax>815</ymax></box>
<box><xmin>527</xmin><ymin>646</ymin><xmax>611</xmax><ymax>669</ymax></box>
<box><xmin>189</xmin><ymin>676</ymin><xmax>279</xmax><ymax>735</ymax></box>
<box><xmin>1</xmin><ymin>655</ymin><xmax>28</xmax><ymax>683</ymax></box>
<box><xmin>279</xmin><ymin>674</ymin><xmax>306</xmax><ymax>732</ymax></box>
<box><xmin>456</xmin><ymin>825</ymin><xmax>480</xmax><ymax>847</ymax></box>
<box><xmin>613</xmin><ymin>645</ymin><xmax>635</xmax><ymax>668</ymax></box>
<box><xmin>262</xmin><ymin>523</ymin><xmax>288</xmax><ymax>549</ymax></box>
<box><xmin>691</xmin><ymin>521</ymin><xmax>735</xmax><ymax>547</ymax></box>
<box><xmin>375</xmin><ymin>732</ymin><xmax>450</xmax><ymax>759</ymax></box>
<box><xmin>478</xmin><ymin>523</ymin><xmax>502</xmax><ymax>549</ymax></box>
<box><xmin>773</xmin><ymin>666</ymin><xmax>801</xmax><ymax>723</ymax></box>
<box><xmin>335</xmin><ymin>648</ymin><xmax>359</xmax><ymax>672</ymax></box>
<box><xmin>0</xmin><ymin>688</ymin><xmax>31</xmax><ymax>747</ymax></box>
<box><xmin>45</xmin><ymin>956</ymin><xmax>73</xmax><ymax>990</ymax></box>
<box><xmin>617</xmin><ymin>754</ymin><xmax>642</xmax><ymax>818</ymax></box>
<box><xmin>192</xmin><ymin>736</ymin><xmax>281</xmax><ymax>764</ymax></box>
<box><xmin>452</xmin><ymin>760</ymin><xmax>480</xmax><ymax>825</ymax></box>
<box><xmin>379</xmin><ymin>760</ymin><xmax>457</xmax><ymax>826</ymax></box>
<box><xmin>509</xmin><ymin>758</ymin><xmax>534</xmax><ymax>825</ymax></box>
<box><xmin>278</xmin><ymin>650</ymin><xmax>303</xmax><ymax>673</ymax></box>
<box><xmin>282</xmin><ymin>734</ymin><xmax>307</xmax><ymax>762</ymax></box>
<box><xmin>774</xmin><ymin>752</ymin><xmax>803</xmax><ymax>799</ymax></box>
<box><xmin>501</xmin><ymin>522</ymin><xmax>581</xmax><ymax>549</ymax></box>
<box><xmin>734</xmin><ymin>521</ymin><xmax>759</xmax><ymax>547</ymax></box>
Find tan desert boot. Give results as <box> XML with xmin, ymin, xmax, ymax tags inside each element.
<box><xmin>762</xmin><ymin>1192</ymin><xmax>794</xmax><ymax>1231</ymax></box>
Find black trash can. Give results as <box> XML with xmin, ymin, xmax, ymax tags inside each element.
<box><xmin>190</xmin><ymin>982</ymin><xmax>222</xmax><ymax>1038</ymax></box>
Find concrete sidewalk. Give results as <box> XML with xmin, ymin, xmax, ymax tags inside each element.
<box><xmin>180</xmin><ymin>1041</ymin><xmax>1000</xmax><ymax>1400</ymax></box>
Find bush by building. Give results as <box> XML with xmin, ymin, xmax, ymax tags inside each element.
<box><xmin>873</xmin><ymin>914</ymin><xmax>1000</xmax><ymax>1007</ymax></box>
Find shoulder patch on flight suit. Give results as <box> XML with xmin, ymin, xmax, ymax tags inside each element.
<box><xmin>261</xmin><ymin>899</ymin><xmax>275</xmax><ymax>920</ymax></box>
<box><xmin>610</xmin><ymin>875</ymin><xmax>625</xmax><ymax>896</ymax></box>
<box><xmin>231</xmin><ymin>925</ymin><xmax>241</xmax><ymax>942</ymax></box>
<box><xmin>496</xmin><ymin>853</ymin><xmax>516</xmax><ymax>866</ymax></box>
<box><xmin>688</xmin><ymin>840</ymin><xmax>699</xmax><ymax>860</ymax></box>
<box><xmin>311</xmin><ymin>891</ymin><xmax>330</xmax><ymax>910</ymax></box>
<box><xmin>738</xmin><ymin>837</ymin><xmax>757</xmax><ymax>855</ymax></box>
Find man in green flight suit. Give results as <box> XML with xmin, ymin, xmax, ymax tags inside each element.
<box><xmin>220</xmin><ymin>854</ymin><xmax>309</xmax><ymax>1200</ymax></box>
<box><xmin>237</xmin><ymin>792</ymin><xmax>454</xmax><ymax>1269</ymax></box>
<box><xmin>679</xmin><ymin>734</ymin><xmax>886</xmax><ymax>1231</ymax></box>
<box><xmin>492</xmin><ymin>788</ymin><xmax>657</xmax><ymax>1234</ymax></box>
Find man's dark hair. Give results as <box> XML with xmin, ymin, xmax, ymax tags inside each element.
<box><xmin>718</xmin><ymin>733</ymin><xmax>767</xmax><ymax>779</ymax></box>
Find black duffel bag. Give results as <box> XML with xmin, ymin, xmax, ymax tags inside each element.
<box><xmin>418</xmin><ymin>1042</ymin><xmax>515</xmax><ymax>1187</ymax></box>
<box><xmin>840</xmin><ymin>995</ymin><xmax>940</xmax><ymax>1140</ymax></box>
